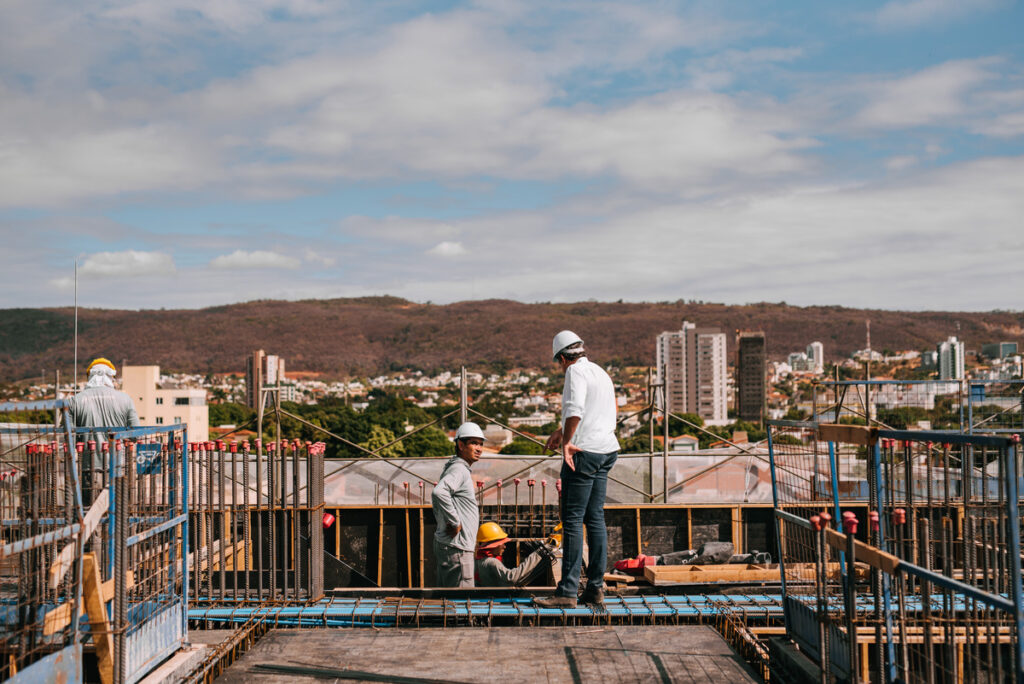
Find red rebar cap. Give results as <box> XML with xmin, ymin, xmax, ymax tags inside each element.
<box><xmin>869</xmin><ymin>510</ymin><xmax>880</xmax><ymax>531</ymax></box>
<box><xmin>403</xmin><ymin>482</ymin><xmax>409</xmax><ymax>489</ymax></box>
<box><xmin>242</xmin><ymin>441</ymin><xmax>250</xmax><ymax>451</ymax></box>
<box><xmin>216</xmin><ymin>440</ymin><xmax>225</xmax><ymax>451</ymax></box>
<box><xmin>810</xmin><ymin>515</ymin><xmax>823</xmax><ymax>531</ymax></box>
<box><xmin>255</xmin><ymin>439</ymin><xmax>262</xmax><ymax>448</ymax></box>
<box><xmin>230</xmin><ymin>441</ymin><xmax>238</xmax><ymax>452</ymax></box>
<box><xmin>819</xmin><ymin>511</ymin><xmax>832</xmax><ymax>526</ymax></box>
<box><xmin>893</xmin><ymin>508</ymin><xmax>906</xmax><ymax>525</ymax></box>
<box><xmin>496</xmin><ymin>479</ymin><xmax>502</xmax><ymax>487</ymax></box>
<box><xmin>418</xmin><ymin>481</ymin><xmax>424</xmax><ymax>488</ymax></box>
<box><xmin>514</xmin><ymin>478</ymin><xmax>521</xmax><ymax>485</ymax></box>
<box><xmin>76</xmin><ymin>443</ymin><xmax>84</xmax><ymax>453</ymax></box>
<box><xmin>843</xmin><ymin>514</ymin><xmax>858</xmax><ymax>535</ymax></box>
<box><xmin>527</xmin><ymin>479</ymin><xmax>536</xmax><ymax>486</ymax></box>
<box><xmin>1012</xmin><ymin>434</ymin><xmax>1021</xmax><ymax>444</ymax></box>
<box><xmin>541</xmin><ymin>480</ymin><xmax>547</xmax><ymax>487</ymax></box>
<box><xmin>323</xmin><ymin>512</ymin><xmax>336</xmax><ymax>529</ymax></box>
<box><xmin>476</xmin><ymin>481</ymin><xmax>483</xmax><ymax>489</ymax></box>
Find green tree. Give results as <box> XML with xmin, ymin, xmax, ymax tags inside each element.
<box><xmin>499</xmin><ymin>437</ymin><xmax>546</xmax><ymax>455</ymax></box>
<box><xmin>359</xmin><ymin>424</ymin><xmax>405</xmax><ymax>458</ymax></box>
<box><xmin>402</xmin><ymin>427</ymin><xmax>453</xmax><ymax>458</ymax></box>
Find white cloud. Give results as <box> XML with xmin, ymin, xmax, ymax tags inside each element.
<box><xmin>885</xmin><ymin>156</ymin><xmax>918</xmax><ymax>171</ymax></box>
<box><xmin>427</xmin><ymin>241</ymin><xmax>467</xmax><ymax>258</ymax></box>
<box><xmin>209</xmin><ymin>250</ymin><xmax>301</xmax><ymax>270</ymax></box>
<box><xmin>80</xmin><ymin>250</ymin><xmax>176</xmax><ymax>277</ymax></box>
<box><xmin>303</xmin><ymin>248</ymin><xmax>336</xmax><ymax>267</ymax></box>
<box><xmin>853</xmin><ymin>59</ymin><xmax>998</xmax><ymax>129</ymax></box>
<box><xmin>875</xmin><ymin>0</ymin><xmax>1009</xmax><ymax>29</ymax></box>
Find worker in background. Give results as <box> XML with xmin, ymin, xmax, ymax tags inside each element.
<box><xmin>65</xmin><ymin>358</ymin><xmax>140</xmax><ymax>504</ymax></box>
<box><xmin>66</xmin><ymin>357</ymin><xmax>140</xmax><ymax>440</ymax></box>
<box><xmin>475</xmin><ymin>522</ymin><xmax>557</xmax><ymax>588</ymax></box>
<box><xmin>535</xmin><ymin>331</ymin><xmax>618</xmax><ymax>609</ymax></box>
<box><xmin>431</xmin><ymin>421</ymin><xmax>484</xmax><ymax>588</ymax></box>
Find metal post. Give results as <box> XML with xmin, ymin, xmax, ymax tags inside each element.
<box><xmin>460</xmin><ymin>367</ymin><xmax>468</xmax><ymax>425</ymax></box>
<box><xmin>1001</xmin><ymin>438</ymin><xmax>1024</xmax><ymax>683</ymax></box>
<box><xmin>181</xmin><ymin>427</ymin><xmax>189</xmax><ymax>640</ymax></box>
<box><xmin>662</xmin><ymin>384</ymin><xmax>669</xmax><ymax>503</ymax></box>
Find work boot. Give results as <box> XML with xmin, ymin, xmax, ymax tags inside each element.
<box><xmin>534</xmin><ymin>595</ymin><xmax>577</xmax><ymax>609</ymax></box>
<box><xmin>580</xmin><ymin>586</ymin><xmax>605</xmax><ymax>607</ymax></box>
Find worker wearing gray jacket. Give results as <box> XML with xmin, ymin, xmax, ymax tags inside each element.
<box><xmin>431</xmin><ymin>422</ymin><xmax>484</xmax><ymax>587</ymax></box>
<box><xmin>65</xmin><ymin>358</ymin><xmax>140</xmax><ymax>457</ymax></box>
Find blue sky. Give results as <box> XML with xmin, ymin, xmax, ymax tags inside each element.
<box><xmin>1</xmin><ymin>0</ymin><xmax>1022</xmax><ymax>310</ymax></box>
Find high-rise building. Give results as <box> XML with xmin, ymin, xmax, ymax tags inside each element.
<box><xmin>937</xmin><ymin>337</ymin><xmax>965</xmax><ymax>380</ymax></box>
<box><xmin>656</xmin><ymin>321</ymin><xmax>728</xmax><ymax>425</ymax></box>
<box><xmin>245</xmin><ymin>350</ymin><xmax>287</xmax><ymax>409</ymax></box>
<box><xmin>736</xmin><ymin>331</ymin><xmax>766</xmax><ymax>424</ymax></box>
<box><xmin>807</xmin><ymin>341</ymin><xmax>824</xmax><ymax>374</ymax></box>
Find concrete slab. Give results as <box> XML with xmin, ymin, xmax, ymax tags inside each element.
<box><xmin>214</xmin><ymin>625</ymin><xmax>760</xmax><ymax>683</ymax></box>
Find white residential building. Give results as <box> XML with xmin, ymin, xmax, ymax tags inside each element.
<box><xmin>122</xmin><ymin>365</ymin><xmax>209</xmax><ymax>442</ymax></box>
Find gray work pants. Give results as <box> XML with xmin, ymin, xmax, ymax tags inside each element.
<box><xmin>434</xmin><ymin>539</ymin><xmax>474</xmax><ymax>588</ymax></box>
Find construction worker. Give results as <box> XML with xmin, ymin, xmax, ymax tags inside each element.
<box><xmin>475</xmin><ymin>522</ymin><xmax>557</xmax><ymax>588</ymax></box>
<box><xmin>66</xmin><ymin>358</ymin><xmax>140</xmax><ymax>443</ymax></box>
<box><xmin>431</xmin><ymin>421</ymin><xmax>484</xmax><ymax>587</ymax></box>
<box><xmin>65</xmin><ymin>358</ymin><xmax>140</xmax><ymax>504</ymax></box>
<box><xmin>535</xmin><ymin>331</ymin><xmax>618</xmax><ymax>609</ymax></box>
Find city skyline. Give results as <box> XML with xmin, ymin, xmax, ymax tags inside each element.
<box><xmin>1</xmin><ymin>2</ymin><xmax>1022</xmax><ymax>311</ymax></box>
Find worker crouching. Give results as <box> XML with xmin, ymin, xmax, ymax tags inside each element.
<box><xmin>475</xmin><ymin>522</ymin><xmax>557</xmax><ymax>588</ymax></box>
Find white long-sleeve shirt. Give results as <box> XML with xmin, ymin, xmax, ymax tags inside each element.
<box><xmin>561</xmin><ymin>357</ymin><xmax>619</xmax><ymax>453</ymax></box>
<box><xmin>431</xmin><ymin>455</ymin><xmax>479</xmax><ymax>552</ymax></box>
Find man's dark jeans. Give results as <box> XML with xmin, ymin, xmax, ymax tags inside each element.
<box><xmin>556</xmin><ymin>450</ymin><xmax>618</xmax><ymax>598</ymax></box>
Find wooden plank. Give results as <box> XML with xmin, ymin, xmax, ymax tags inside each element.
<box><xmin>377</xmin><ymin>508</ymin><xmax>384</xmax><ymax>586</ymax></box>
<box><xmin>824</xmin><ymin>527</ymin><xmax>900</xmax><ymax>575</ymax></box>
<box><xmin>43</xmin><ymin>571</ymin><xmax>135</xmax><ymax>636</ymax></box>
<box><xmin>83</xmin><ymin>552</ymin><xmax>114</xmax><ymax>684</ymax></box>
<box><xmin>643</xmin><ymin>561</ymin><xmax>857</xmax><ymax>585</ymax></box>
<box><xmin>818</xmin><ymin>423</ymin><xmax>878</xmax><ymax>446</ymax></box>
<box><xmin>48</xmin><ymin>488</ymin><xmax>109</xmax><ymax>589</ymax></box>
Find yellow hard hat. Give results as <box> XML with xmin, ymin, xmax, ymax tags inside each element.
<box><xmin>477</xmin><ymin>521</ymin><xmax>508</xmax><ymax>546</ymax></box>
<box><xmin>87</xmin><ymin>358</ymin><xmax>116</xmax><ymax>373</ymax></box>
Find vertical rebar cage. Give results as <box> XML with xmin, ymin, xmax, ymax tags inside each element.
<box><xmin>187</xmin><ymin>439</ymin><xmax>325</xmax><ymax>604</ymax></box>
<box><xmin>0</xmin><ymin>402</ymin><xmax>84</xmax><ymax>681</ymax></box>
<box><xmin>768</xmin><ymin>419</ymin><xmax>1024</xmax><ymax>683</ymax></box>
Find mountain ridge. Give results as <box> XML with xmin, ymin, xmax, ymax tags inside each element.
<box><xmin>1</xmin><ymin>298</ymin><xmax>1021</xmax><ymax>381</ymax></box>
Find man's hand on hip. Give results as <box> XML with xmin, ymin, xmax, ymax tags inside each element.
<box><xmin>545</xmin><ymin>428</ymin><xmax>563</xmax><ymax>451</ymax></box>
<box><xmin>562</xmin><ymin>443</ymin><xmax>581</xmax><ymax>471</ymax></box>
<box><xmin>446</xmin><ymin>523</ymin><xmax>461</xmax><ymax>537</ymax></box>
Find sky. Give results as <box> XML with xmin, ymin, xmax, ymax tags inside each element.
<box><xmin>1</xmin><ymin>0</ymin><xmax>1023</xmax><ymax>312</ymax></box>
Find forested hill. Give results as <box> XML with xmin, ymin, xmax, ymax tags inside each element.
<box><xmin>2</xmin><ymin>297</ymin><xmax>1022</xmax><ymax>381</ymax></box>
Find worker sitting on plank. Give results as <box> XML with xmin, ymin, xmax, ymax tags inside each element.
<box><xmin>475</xmin><ymin>522</ymin><xmax>557</xmax><ymax>587</ymax></box>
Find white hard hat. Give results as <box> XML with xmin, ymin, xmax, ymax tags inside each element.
<box><xmin>552</xmin><ymin>330</ymin><xmax>583</xmax><ymax>360</ymax></box>
<box><xmin>455</xmin><ymin>422</ymin><xmax>484</xmax><ymax>440</ymax></box>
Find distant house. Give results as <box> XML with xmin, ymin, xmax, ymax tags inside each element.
<box><xmin>669</xmin><ymin>435</ymin><xmax>699</xmax><ymax>452</ymax></box>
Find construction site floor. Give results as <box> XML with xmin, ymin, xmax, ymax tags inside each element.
<box><xmin>213</xmin><ymin>624</ymin><xmax>761</xmax><ymax>683</ymax></box>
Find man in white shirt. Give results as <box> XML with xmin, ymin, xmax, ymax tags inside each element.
<box><xmin>534</xmin><ymin>331</ymin><xmax>618</xmax><ymax>609</ymax></box>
